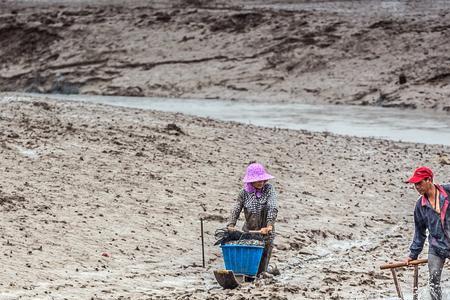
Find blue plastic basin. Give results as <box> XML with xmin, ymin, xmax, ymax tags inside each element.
<box><xmin>221</xmin><ymin>244</ymin><xmax>264</xmax><ymax>276</ymax></box>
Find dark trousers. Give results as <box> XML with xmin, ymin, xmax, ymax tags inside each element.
<box><xmin>257</xmin><ymin>241</ymin><xmax>273</xmax><ymax>275</ymax></box>
<box><xmin>429</xmin><ymin>252</ymin><xmax>446</xmax><ymax>300</ymax></box>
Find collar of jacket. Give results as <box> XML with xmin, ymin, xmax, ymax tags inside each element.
<box><xmin>420</xmin><ymin>184</ymin><xmax>449</xmax><ymax>227</ymax></box>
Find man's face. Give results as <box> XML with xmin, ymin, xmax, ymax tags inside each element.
<box><xmin>414</xmin><ymin>178</ymin><xmax>432</xmax><ymax>195</ymax></box>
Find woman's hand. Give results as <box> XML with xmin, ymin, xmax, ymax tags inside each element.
<box><xmin>260</xmin><ymin>225</ymin><xmax>273</xmax><ymax>235</ymax></box>
<box><xmin>227</xmin><ymin>226</ymin><xmax>237</xmax><ymax>232</ymax></box>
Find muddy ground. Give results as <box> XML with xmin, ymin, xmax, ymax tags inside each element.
<box><xmin>1</xmin><ymin>93</ymin><xmax>450</xmax><ymax>299</ymax></box>
<box><xmin>1</xmin><ymin>0</ymin><xmax>450</xmax><ymax>110</ymax></box>
<box><xmin>2</xmin><ymin>1</ymin><xmax>450</xmax><ymax>299</ymax></box>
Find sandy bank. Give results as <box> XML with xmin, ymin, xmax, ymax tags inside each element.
<box><xmin>1</xmin><ymin>1</ymin><xmax>450</xmax><ymax>111</ymax></box>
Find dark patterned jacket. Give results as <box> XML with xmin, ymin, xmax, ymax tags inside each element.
<box><xmin>227</xmin><ymin>183</ymin><xmax>278</xmax><ymax>239</ymax></box>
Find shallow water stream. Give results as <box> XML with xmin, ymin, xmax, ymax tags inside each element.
<box><xmin>25</xmin><ymin>93</ymin><xmax>450</xmax><ymax>146</ymax></box>
<box><xmin>244</xmin><ymin>0</ymin><xmax>450</xmax><ymax>16</ymax></box>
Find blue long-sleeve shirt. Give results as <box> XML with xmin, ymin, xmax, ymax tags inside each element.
<box><xmin>409</xmin><ymin>184</ymin><xmax>450</xmax><ymax>259</ymax></box>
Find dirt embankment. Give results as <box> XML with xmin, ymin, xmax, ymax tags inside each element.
<box><xmin>1</xmin><ymin>1</ymin><xmax>450</xmax><ymax>110</ymax></box>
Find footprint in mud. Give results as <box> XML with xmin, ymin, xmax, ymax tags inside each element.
<box><xmin>209</xmin><ymin>12</ymin><xmax>265</xmax><ymax>33</ymax></box>
<box><xmin>0</xmin><ymin>193</ymin><xmax>26</xmax><ymax>212</ymax></box>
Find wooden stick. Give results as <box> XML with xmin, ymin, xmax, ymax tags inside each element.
<box><xmin>380</xmin><ymin>259</ymin><xmax>428</xmax><ymax>270</ymax></box>
<box><xmin>413</xmin><ymin>265</ymin><xmax>419</xmax><ymax>300</ymax></box>
<box><xmin>200</xmin><ymin>218</ymin><xmax>205</xmax><ymax>268</ymax></box>
<box><xmin>391</xmin><ymin>268</ymin><xmax>404</xmax><ymax>300</ymax></box>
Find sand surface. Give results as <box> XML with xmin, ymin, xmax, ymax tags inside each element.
<box><xmin>1</xmin><ymin>93</ymin><xmax>450</xmax><ymax>299</ymax></box>
<box><xmin>1</xmin><ymin>0</ymin><xmax>450</xmax><ymax>110</ymax></box>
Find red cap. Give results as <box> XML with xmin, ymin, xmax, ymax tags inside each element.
<box><xmin>407</xmin><ymin>166</ymin><xmax>433</xmax><ymax>183</ymax></box>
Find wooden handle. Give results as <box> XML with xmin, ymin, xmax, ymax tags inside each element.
<box><xmin>391</xmin><ymin>269</ymin><xmax>404</xmax><ymax>300</ymax></box>
<box><xmin>413</xmin><ymin>265</ymin><xmax>419</xmax><ymax>300</ymax></box>
<box><xmin>380</xmin><ymin>259</ymin><xmax>428</xmax><ymax>270</ymax></box>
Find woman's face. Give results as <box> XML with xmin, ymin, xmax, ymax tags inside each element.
<box><xmin>251</xmin><ymin>180</ymin><xmax>267</xmax><ymax>190</ymax></box>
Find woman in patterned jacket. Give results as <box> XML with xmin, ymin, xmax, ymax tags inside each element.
<box><xmin>227</xmin><ymin>162</ymin><xmax>278</xmax><ymax>275</ymax></box>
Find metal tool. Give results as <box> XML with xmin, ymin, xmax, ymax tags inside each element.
<box><xmin>213</xmin><ymin>269</ymin><xmax>240</xmax><ymax>289</ymax></box>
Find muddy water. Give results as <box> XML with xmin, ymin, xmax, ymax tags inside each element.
<box><xmin>30</xmin><ymin>93</ymin><xmax>450</xmax><ymax>146</ymax></box>
<box><xmin>12</xmin><ymin>0</ymin><xmax>450</xmax><ymax>14</ymax></box>
<box><xmin>244</xmin><ymin>0</ymin><xmax>450</xmax><ymax>16</ymax></box>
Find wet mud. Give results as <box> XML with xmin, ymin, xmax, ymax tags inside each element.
<box><xmin>1</xmin><ymin>93</ymin><xmax>450</xmax><ymax>299</ymax></box>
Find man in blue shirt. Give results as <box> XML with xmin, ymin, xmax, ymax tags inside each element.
<box><xmin>405</xmin><ymin>166</ymin><xmax>450</xmax><ymax>300</ymax></box>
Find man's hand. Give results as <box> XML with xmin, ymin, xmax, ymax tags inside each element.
<box><xmin>260</xmin><ymin>225</ymin><xmax>273</xmax><ymax>235</ymax></box>
<box><xmin>404</xmin><ymin>257</ymin><xmax>414</xmax><ymax>265</ymax></box>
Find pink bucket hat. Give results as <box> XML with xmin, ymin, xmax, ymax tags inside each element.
<box><xmin>243</xmin><ymin>163</ymin><xmax>274</xmax><ymax>183</ymax></box>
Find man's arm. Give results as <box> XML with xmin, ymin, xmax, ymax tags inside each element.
<box><xmin>409</xmin><ymin>203</ymin><xmax>427</xmax><ymax>260</ymax></box>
